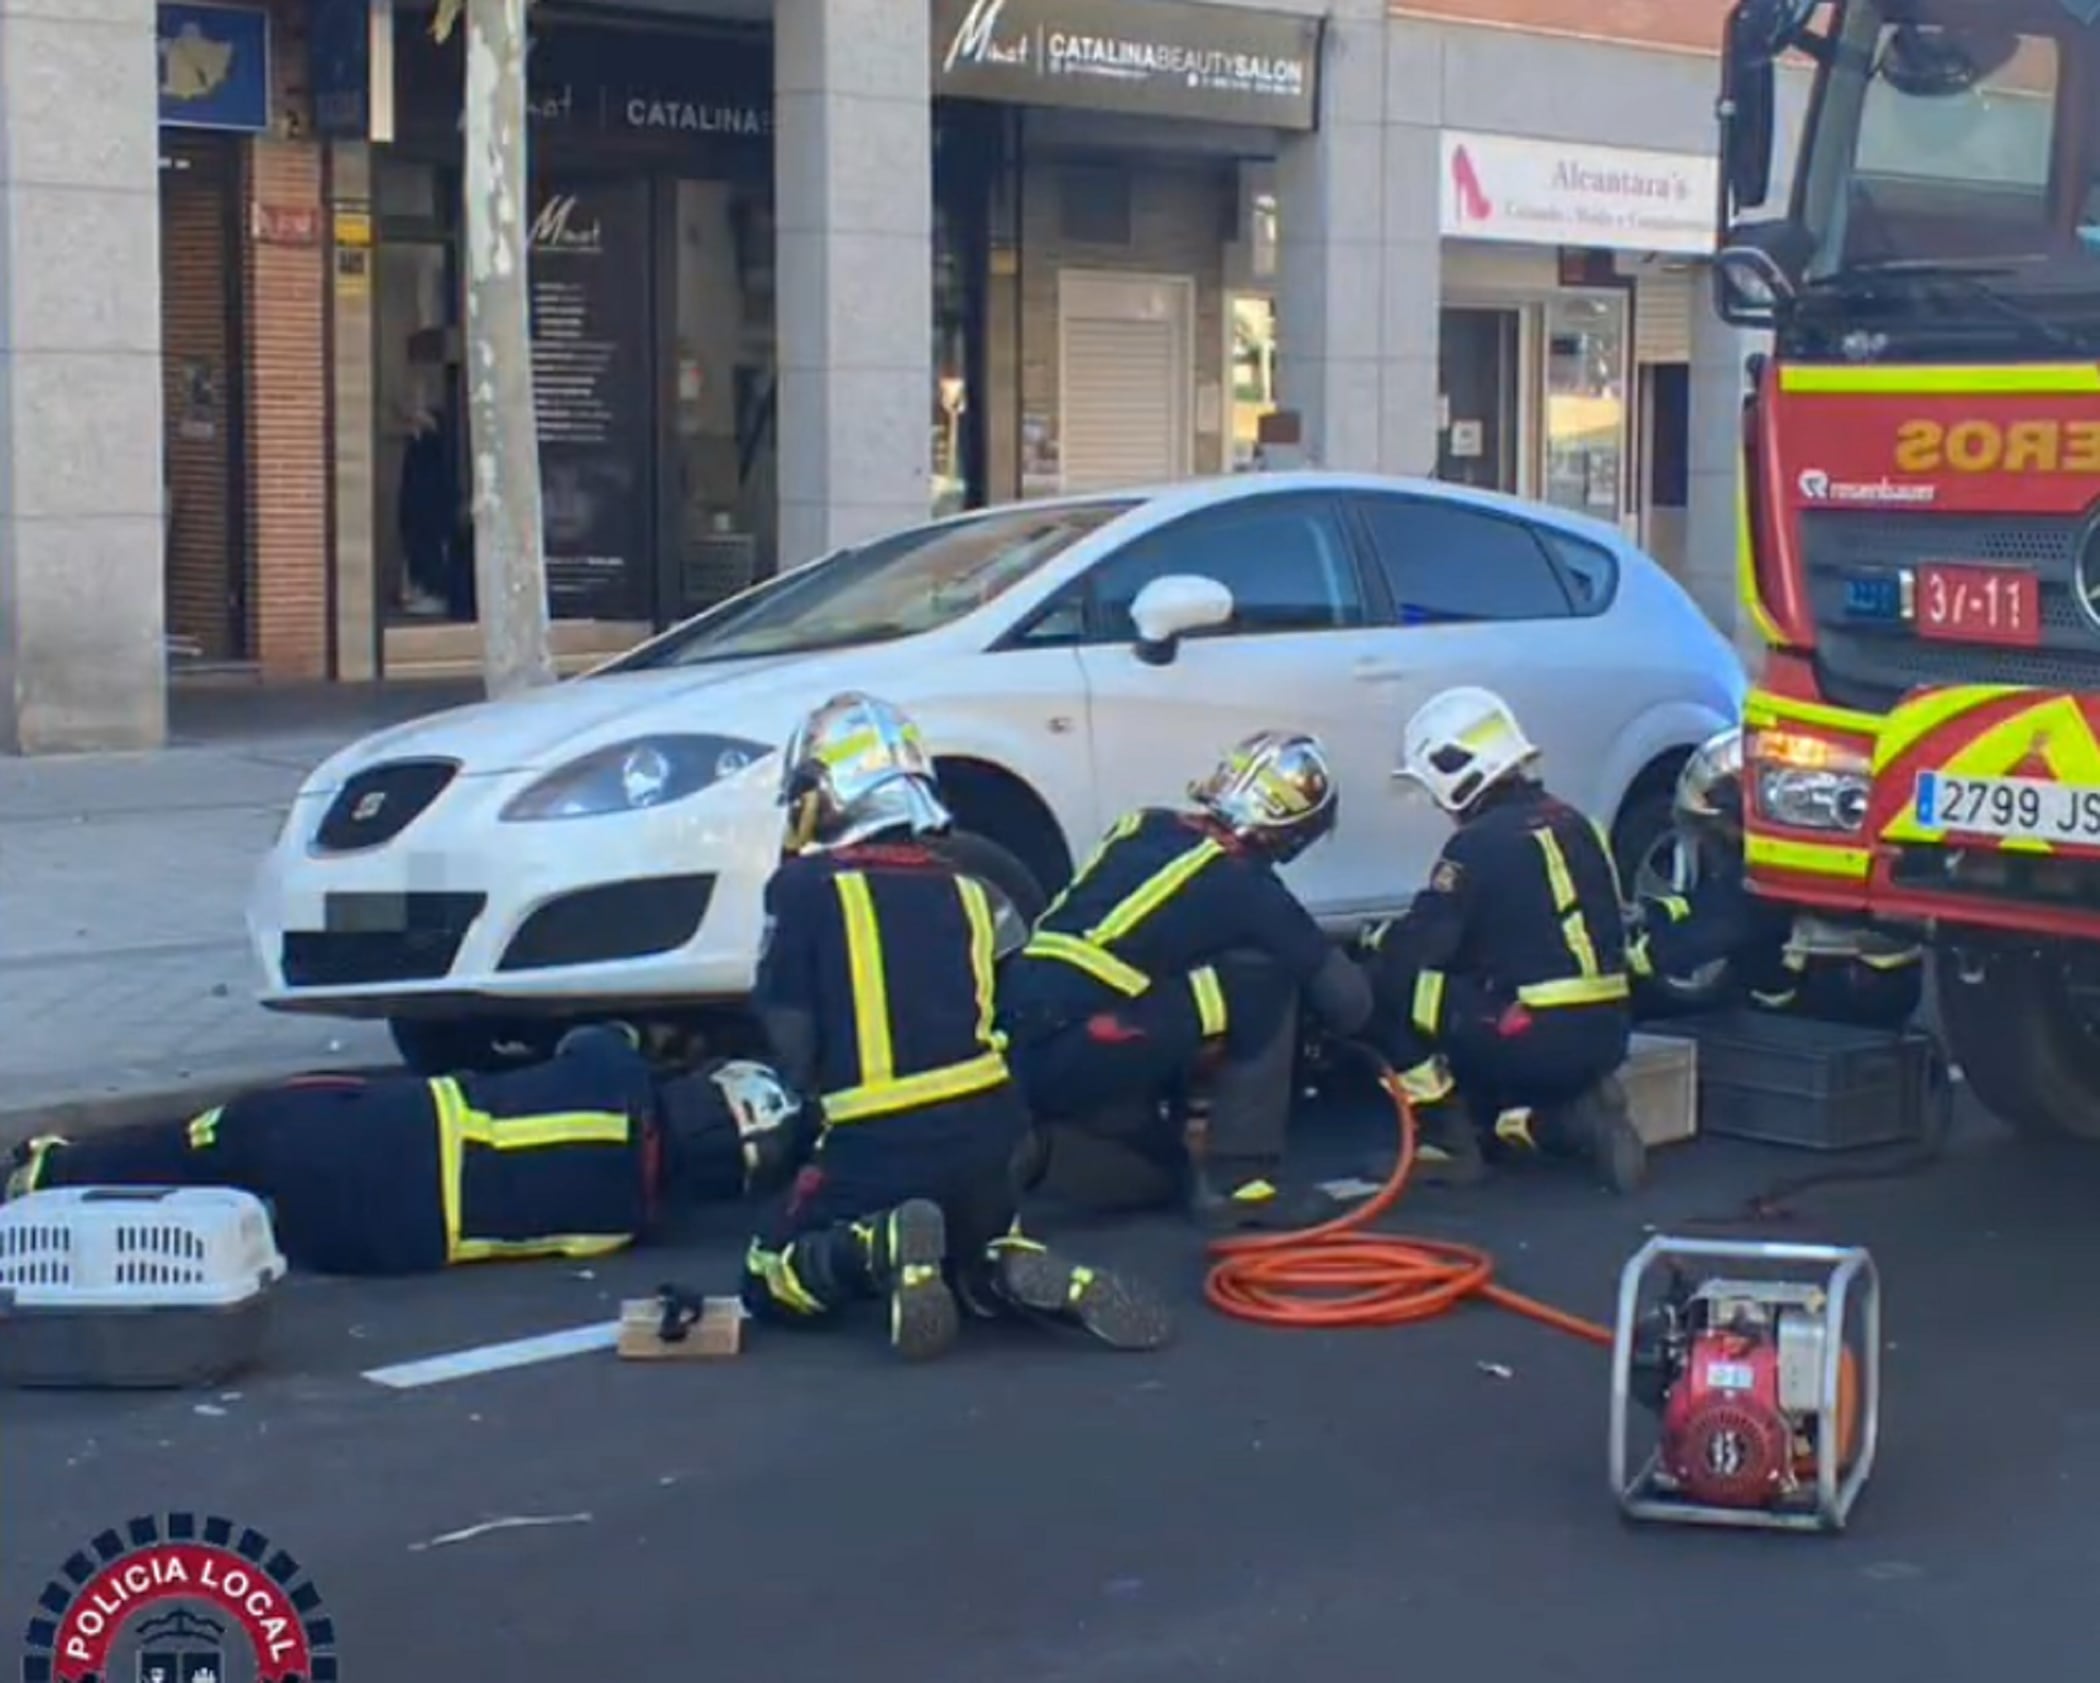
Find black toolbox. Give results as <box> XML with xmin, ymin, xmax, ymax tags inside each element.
<box><xmin>1647</xmin><ymin>1010</ymin><xmax>1940</xmax><ymax>1151</ymax></box>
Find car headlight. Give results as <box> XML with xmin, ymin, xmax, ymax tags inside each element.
<box><xmin>500</xmin><ymin>734</ymin><xmax>771</xmax><ymax>822</ymax></box>
<box><xmin>1750</xmin><ymin>728</ymin><xmax>1871</xmax><ymax>834</ymax></box>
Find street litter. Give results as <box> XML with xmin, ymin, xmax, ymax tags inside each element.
<box><xmin>411</xmin><ymin>1513</ymin><xmax>595</xmax><ymax>1552</ymax></box>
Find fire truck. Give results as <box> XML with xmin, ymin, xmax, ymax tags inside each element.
<box><xmin>1712</xmin><ymin>0</ymin><xmax>2100</xmax><ymax>1136</ymax></box>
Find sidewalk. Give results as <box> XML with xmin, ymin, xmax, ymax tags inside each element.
<box><xmin>0</xmin><ymin>681</ymin><xmax>478</xmax><ymax>1139</ymax></box>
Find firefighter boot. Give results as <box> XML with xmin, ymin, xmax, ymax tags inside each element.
<box><xmin>1550</xmin><ymin>1075</ymin><xmax>1646</xmax><ymax>1195</ymax></box>
<box><xmin>1407</xmin><ymin>1097</ymin><xmax>1487</xmax><ymax>1187</ymax></box>
<box><xmin>856</xmin><ymin>1199</ymin><xmax>961</xmax><ymax>1361</ymax></box>
<box><xmin>3</xmin><ymin>1135</ymin><xmax>66</xmax><ymax>1202</ymax></box>
<box><xmin>984</xmin><ymin>1231</ymin><xmax>1175</xmax><ymax>1351</ymax></box>
<box><xmin>1191</xmin><ymin>1002</ymin><xmax>1336</xmax><ymax>1231</ymax></box>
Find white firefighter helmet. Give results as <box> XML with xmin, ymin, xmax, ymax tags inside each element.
<box><xmin>777</xmin><ymin>691</ymin><xmax>953</xmax><ymax>852</ymax></box>
<box><xmin>708</xmin><ymin>1059</ymin><xmax>801</xmax><ymax>1145</ymax></box>
<box><xmin>1189</xmin><ymin>731</ymin><xmax>1340</xmax><ymax>862</ymax></box>
<box><xmin>1400</xmin><ymin>686</ymin><xmax>1540</xmax><ymax>815</ymax></box>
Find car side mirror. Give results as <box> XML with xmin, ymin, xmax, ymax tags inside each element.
<box><xmin>1130</xmin><ymin>575</ymin><xmax>1234</xmax><ymax>667</ymax></box>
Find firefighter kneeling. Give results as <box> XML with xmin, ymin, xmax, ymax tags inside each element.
<box><xmin>741</xmin><ymin>691</ymin><xmax>1171</xmax><ymax>1362</ymax></box>
<box><xmin>1628</xmin><ymin>728</ymin><xmax>1922</xmax><ymax>1029</ymax></box>
<box><xmin>1359</xmin><ymin>687</ymin><xmax>1644</xmax><ymax>1193</ymax></box>
<box><xmin>4</xmin><ymin>1027</ymin><xmax>804</xmax><ymax>1273</ymax></box>
<box><xmin>999</xmin><ymin>732</ymin><xmax>1373</xmax><ymax>1234</ymax></box>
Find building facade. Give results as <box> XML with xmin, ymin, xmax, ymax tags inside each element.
<box><xmin>0</xmin><ymin>0</ymin><xmax>1807</xmax><ymax>752</ymax></box>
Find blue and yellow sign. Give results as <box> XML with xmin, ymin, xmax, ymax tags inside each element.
<box><xmin>158</xmin><ymin>3</ymin><xmax>272</xmax><ymax>133</ymax></box>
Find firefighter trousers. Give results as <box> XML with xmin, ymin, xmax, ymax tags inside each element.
<box><xmin>1370</xmin><ymin>961</ymin><xmax>1629</xmax><ymax>1156</ymax></box>
<box><xmin>741</xmin><ymin>1087</ymin><xmax>1028</xmax><ymax>1324</ymax></box>
<box><xmin>35</xmin><ymin>1076</ymin><xmax>452</xmax><ymax>1274</ymax></box>
<box><xmin>1004</xmin><ymin>951</ymin><xmax>1299</xmax><ymax>1187</ymax></box>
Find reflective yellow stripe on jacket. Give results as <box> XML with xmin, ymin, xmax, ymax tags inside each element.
<box><xmin>820</xmin><ymin>870</ymin><xmax>1012</xmax><ymax>1125</ymax></box>
<box><xmin>1024</xmin><ymin>833</ymin><xmax>1226</xmax><ymax>998</ymax></box>
<box><xmin>429</xmin><ymin>1077</ymin><xmax>636</xmax><ymax>1265</ymax></box>
<box><xmin>1523</xmin><ymin>828</ymin><xmax>1630</xmax><ymax>1009</ymax></box>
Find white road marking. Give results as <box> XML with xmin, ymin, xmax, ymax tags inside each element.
<box><xmin>362</xmin><ymin>1320</ymin><xmax>619</xmax><ymax>1389</ymax></box>
<box><xmin>410</xmin><ymin>1513</ymin><xmax>595</xmax><ymax>1552</ymax></box>
<box><xmin>1318</xmin><ymin>1177</ymin><xmax>1384</xmax><ymax>1201</ymax></box>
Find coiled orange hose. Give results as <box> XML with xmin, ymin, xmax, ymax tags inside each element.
<box><xmin>1202</xmin><ymin>1069</ymin><xmax>1614</xmax><ymax>1346</ymax></box>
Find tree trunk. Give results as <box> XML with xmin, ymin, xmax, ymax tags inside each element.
<box><xmin>461</xmin><ymin>0</ymin><xmax>554</xmax><ymax>697</ymax></box>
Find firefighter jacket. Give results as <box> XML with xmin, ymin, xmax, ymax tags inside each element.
<box><xmin>1631</xmin><ymin>862</ymin><xmax>1921</xmax><ymax>1013</ymax></box>
<box><xmin>1366</xmin><ymin>779</ymin><xmax>1633</xmax><ymax>1029</ymax></box>
<box><xmin>998</xmin><ymin>807</ymin><xmax>1367</xmax><ymax>1031</ymax></box>
<box><xmin>755</xmin><ymin>841</ymin><xmax>1012</xmax><ymax>1127</ymax></box>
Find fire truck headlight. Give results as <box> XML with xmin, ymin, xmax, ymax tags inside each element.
<box><xmin>1750</xmin><ymin>729</ymin><xmax>1872</xmax><ymax>833</ymax></box>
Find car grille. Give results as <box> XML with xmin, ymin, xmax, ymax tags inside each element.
<box><xmin>313</xmin><ymin>760</ymin><xmax>460</xmax><ymax>853</ymax></box>
<box><xmin>498</xmin><ymin>876</ymin><xmax>716</xmax><ymax>972</ymax></box>
<box><xmin>281</xmin><ymin>892</ymin><xmax>487</xmax><ymax>988</ymax></box>
<box><xmin>1804</xmin><ymin>509</ymin><xmax>2097</xmax><ymax>713</ymax></box>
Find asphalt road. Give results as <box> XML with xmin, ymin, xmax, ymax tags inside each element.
<box><xmin>7</xmin><ymin>1084</ymin><xmax>2100</xmax><ymax>1683</ymax></box>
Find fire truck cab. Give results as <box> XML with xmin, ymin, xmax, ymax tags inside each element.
<box><xmin>1714</xmin><ymin>0</ymin><xmax>2100</xmax><ymax>1137</ymax></box>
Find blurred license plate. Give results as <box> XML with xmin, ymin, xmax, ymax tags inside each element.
<box><xmin>1915</xmin><ymin>772</ymin><xmax>2100</xmax><ymax>843</ymax></box>
<box><xmin>1843</xmin><ymin>574</ymin><xmax>1902</xmax><ymax>621</ymax></box>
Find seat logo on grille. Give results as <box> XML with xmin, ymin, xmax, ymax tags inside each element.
<box><xmin>350</xmin><ymin>791</ymin><xmax>387</xmax><ymax>823</ymax></box>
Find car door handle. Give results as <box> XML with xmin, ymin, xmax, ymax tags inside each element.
<box><xmin>1351</xmin><ymin>658</ymin><xmax>1407</xmax><ymax>683</ymax></box>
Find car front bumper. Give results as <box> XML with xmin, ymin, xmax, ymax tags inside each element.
<box><xmin>248</xmin><ymin>763</ymin><xmax>783</xmax><ymax>1018</ymax></box>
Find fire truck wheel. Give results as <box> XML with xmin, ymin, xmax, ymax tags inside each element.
<box><xmin>1935</xmin><ymin>945</ymin><xmax>2100</xmax><ymax>1142</ymax></box>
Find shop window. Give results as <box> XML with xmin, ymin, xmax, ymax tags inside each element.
<box><xmin>1542</xmin><ymin>295</ymin><xmax>1628</xmax><ymax>523</ymax></box>
<box><xmin>1354</xmin><ymin>496</ymin><xmax>1575</xmax><ymax>625</ymax></box>
<box><xmin>1066</xmin><ymin>496</ymin><xmax>1366</xmax><ymax>643</ymax></box>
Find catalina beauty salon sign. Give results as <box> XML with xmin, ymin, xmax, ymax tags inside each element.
<box><xmin>1440</xmin><ymin>130</ymin><xmax>1718</xmax><ymax>256</ymax></box>
<box><xmin>933</xmin><ymin>0</ymin><xmax>1322</xmax><ymax>130</ymax></box>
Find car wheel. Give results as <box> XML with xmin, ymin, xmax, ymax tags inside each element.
<box><xmin>1935</xmin><ymin>944</ymin><xmax>2100</xmax><ymax>1142</ymax></box>
<box><xmin>388</xmin><ymin>1016</ymin><xmax>563</xmax><ymax>1077</ymax></box>
<box><xmin>930</xmin><ymin>831</ymin><xmax>1047</xmax><ymax>960</ymax></box>
<box><xmin>1613</xmin><ymin>785</ymin><xmax>1732</xmax><ymax>1011</ymax></box>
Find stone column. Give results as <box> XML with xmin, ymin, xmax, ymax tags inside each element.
<box><xmin>773</xmin><ymin>0</ymin><xmax>932</xmax><ymax>569</ymax></box>
<box><xmin>1275</xmin><ymin>8</ymin><xmax>1441</xmax><ymax>477</ymax></box>
<box><xmin>1685</xmin><ymin>273</ymin><xmax>1757</xmax><ymax>660</ymax></box>
<box><xmin>0</xmin><ymin>0</ymin><xmax>167</xmax><ymax>753</ymax></box>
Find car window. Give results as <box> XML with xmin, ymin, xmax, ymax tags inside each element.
<box><xmin>1059</xmin><ymin>496</ymin><xmax>1368</xmax><ymax>644</ymax></box>
<box><xmin>1354</xmin><ymin>496</ymin><xmax>1575</xmax><ymax>624</ymax></box>
<box><xmin>1538</xmin><ymin>528</ymin><xmax>1619</xmax><ymax>616</ymax></box>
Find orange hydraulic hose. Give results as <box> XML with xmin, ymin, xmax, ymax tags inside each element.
<box><xmin>1203</xmin><ymin>1067</ymin><xmax>1614</xmax><ymax>1346</ymax></box>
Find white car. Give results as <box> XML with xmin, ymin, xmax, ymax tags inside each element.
<box><xmin>249</xmin><ymin>472</ymin><xmax>1745</xmax><ymax>1070</ymax></box>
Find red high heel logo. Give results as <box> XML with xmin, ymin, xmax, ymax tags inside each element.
<box><xmin>1450</xmin><ymin>144</ymin><xmax>1492</xmax><ymax>224</ymax></box>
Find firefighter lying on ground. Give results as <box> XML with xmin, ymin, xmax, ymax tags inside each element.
<box><xmin>3</xmin><ymin>1029</ymin><xmax>805</xmax><ymax>1274</ymax></box>
<box><xmin>1627</xmin><ymin>727</ymin><xmax>1923</xmax><ymax>1030</ymax></box>
<box><xmin>1356</xmin><ymin>686</ymin><xmax>1645</xmax><ymax>1194</ymax></box>
<box><xmin>998</xmin><ymin>731</ymin><xmax>1375</xmax><ymax>1234</ymax></box>
<box><xmin>742</xmin><ymin>690</ymin><xmax>1171</xmax><ymax>1362</ymax></box>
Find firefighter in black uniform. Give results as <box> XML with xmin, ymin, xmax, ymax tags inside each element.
<box><xmin>1628</xmin><ymin>727</ymin><xmax>1923</xmax><ymax>1028</ymax></box>
<box><xmin>1359</xmin><ymin>686</ymin><xmax>1644</xmax><ymax>1193</ymax></box>
<box><xmin>3</xmin><ymin>1028</ymin><xmax>806</xmax><ymax>1274</ymax></box>
<box><xmin>999</xmin><ymin>732</ymin><xmax>1374</xmax><ymax>1234</ymax></box>
<box><xmin>742</xmin><ymin>691</ymin><xmax>1171</xmax><ymax>1363</ymax></box>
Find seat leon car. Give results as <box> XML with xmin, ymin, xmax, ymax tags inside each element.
<box><xmin>248</xmin><ymin>472</ymin><xmax>1746</xmax><ymax>1070</ymax></box>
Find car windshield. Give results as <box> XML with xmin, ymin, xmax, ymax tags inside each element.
<box><xmin>608</xmin><ymin>501</ymin><xmax>1136</xmax><ymax>670</ymax></box>
<box><xmin>1797</xmin><ymin>0</ymin><xmax>2095</xmax><ymax>277</ymax></box>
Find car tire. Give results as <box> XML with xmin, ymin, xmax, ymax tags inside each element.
<box><xmin>1611</xmin><ymin>785</ymin><xmax>1734</xmax><ymax>1012</ymax></box>
<box><xmin>1934</xmin><ymin>944</ymin><xmax>2100</xmax><ymax>1142</ymax></box>
<box><xmin>387</xmin><ymin>1016</ymin><xmax>563</xmax><ymax>1077</ymax></box>
<box><xmin>930</xmin><ymin>830</ymin><xmax>1048</xmax><ymax>958</ymax></box>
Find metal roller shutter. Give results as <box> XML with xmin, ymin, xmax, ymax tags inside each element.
<box><xmin>1058</xmin><ymin>272</ymin><xmax>1193</xmax><ymax>493</ymax></box>
<box><xmin>1635</xmin><ymin>266</ymin><xmax>1696</xmax><ymax>365</ymax></box>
